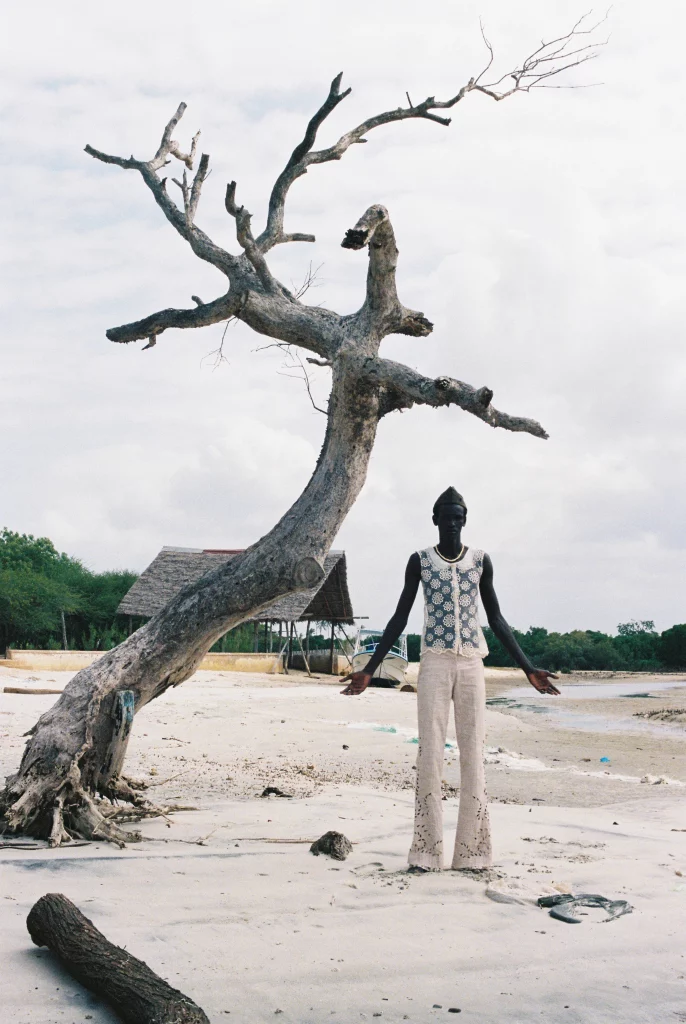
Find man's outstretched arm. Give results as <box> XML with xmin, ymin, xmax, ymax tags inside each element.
<box><xmin>341</xmin><ymin>553</ymin><xmax>421</xmax><ymax>695</ymax></box>
<box><xmin>479</xmin><ymin>553</ymin><xmax>560</xmax><ymax>695</ymax></box>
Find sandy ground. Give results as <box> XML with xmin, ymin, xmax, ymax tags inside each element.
<box><xmin>2</xmin><ymin>664</ymin><xmax>686</xmax><ymax>1024</ymax></box>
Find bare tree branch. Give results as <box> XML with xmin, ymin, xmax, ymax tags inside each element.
<box><xmin>106</xmin><ymin>290</ymin><xmax>245</xmax><ymax>347</ymax></box>
<box><xmin>254</xmin><ymin>15</ymin><xmax>606</xmax><ymax>254</ymax></box>
<box><xmin>473</xmin><ymin>10</ymin><xmax>609</xmax><ymax>99</ymax></box>
<box><xmin>87</xmin><ymin>13</ymin><xmax>606</xmax><ymax>361</ymax></box>
<box><xmin>189</xmin><ymin>154</ymin><xmax>210</xmax><ymax>222</ymax></box>
<box><xmin>287</xmin><ymin>349</ymin><xmax>328</xmax><ymax>415</ymax></box>
<box><xmin>224</xmin><ymin>180</ymin><xmax>274</xmax><ymax>289</ymax></box>
<box><xmin>474</xmin><ymin>19</ymin><xmax>495</xmax><ymax>85</ymax></box>
<box><xmin>257</xmin><ymin>73</ymin><xmax>352</xmax><ymax>251</ymax></box>
<box><xmin>169</xmin><ymin>130</ymin><xmax>200</xmax><ymax>171</ymax></box>
<box><xmin>85</xmin><ymin>105</ymin><xmax>237</xmax><ymax>277</ymax></box>
<box><xmin>365</xmin><ymin>357</ymin><xmax>548</xmax><ymax>438</ymax></box>
<box><xmin>292</xmin><ymin>261</ymin><xmax>324</xmax><ymax>301</ymax></box>
<box><xmin>202</xmin><ymin>311</ymin><xmax>241</xmax><ymax>369</ymax></box>
<box><xmin>267</xmin><ymin>343</ymin><xmax>329</xmax><ymax>415</ymax></box>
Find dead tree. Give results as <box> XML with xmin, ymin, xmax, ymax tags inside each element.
<box><xmin>0</xmin><ymin>16</ymin><xmax>605</xmax><ymax>845</ymax></box>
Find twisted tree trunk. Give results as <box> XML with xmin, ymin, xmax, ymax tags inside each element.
<box><xmin>1</xmin><ymin>362</ymin><xmax>379</xmax><ymax>843</ymax></box>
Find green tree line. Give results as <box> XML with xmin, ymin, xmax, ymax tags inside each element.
<box><xmin>0</xmin><ymin>529</ymin><xmax>138</xmax><ymax>651</ymax></box>
<box><xmin>407</xmin><ymin>619</ymin><xmax>686</xmax><ymax>671</ymax></box>
<box><xmin>0</xmin><ymin>530</ymin><xmax>349</xmax><ymax>656</ymax></box>
<box><xmin>3</xmin><ymin>529</ymin><xmax>685</xmax><ymax>669</ymax></box>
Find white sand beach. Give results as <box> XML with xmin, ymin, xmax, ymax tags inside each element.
<box><xmin>2</xmin><ymin>665</ymin><xmax>686</xmax><ymax>1024</ymax></box>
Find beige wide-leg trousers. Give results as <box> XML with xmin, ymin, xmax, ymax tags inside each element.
<box><xmin>408</xmin><ymin>650</ymin><xmax>492</xmax><ymax>871</ymax></box>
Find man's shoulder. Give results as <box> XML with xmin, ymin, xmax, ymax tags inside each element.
<box><xmin>413</xmin><ymin>548</ymin><xmax>435</xmax><ymax>569</ymax></box>
<box><xmin>465</xmin><ymin>547</ymin><xmax>489</xmax><ymax>570</ymax></box>
<box><xmin>405</xmin><ymin>551</ymin><xmax>424</xmax><ymax>574</ymax></box>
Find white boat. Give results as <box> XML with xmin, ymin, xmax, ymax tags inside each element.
<box><xmin>351</xmin><ymin>628</ymin><xmax>408</xmax><ymax>687</ymax></box>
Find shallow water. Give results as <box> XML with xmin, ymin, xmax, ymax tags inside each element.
<box><xmin>546</xmin><ymin>679</ymin><xmax>684</xmax><ymax>701</ymax></box>
<box><xmin>487</xmin><ymin>679</ymin><xmax>686</xmax><ymax>736</ymax></box>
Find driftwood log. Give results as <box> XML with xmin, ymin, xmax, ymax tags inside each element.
<box><xmin>3</xmin><ymin>687</ymin><xmax>64</xmax><ymax>695</ymax></box>
<box><xmin>27</xmin><ymin>893</ymin><xmax>209</xmax><ymax>1024</ymax></box>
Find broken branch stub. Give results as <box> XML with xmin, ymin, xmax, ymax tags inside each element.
<box><xmin>293</xmin><ymin>556</ymin><xmax>325</xmax><ymax>588</ymax></box>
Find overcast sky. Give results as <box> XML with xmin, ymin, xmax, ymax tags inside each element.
<box><xmin>2</xmin><ymin>0</ymin><xmax>685</xmax><ymax>636</ymax></box>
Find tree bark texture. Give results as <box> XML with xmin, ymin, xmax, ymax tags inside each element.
<box><xmin>1</xmin><ymin>22</ymin><xmax>603</xmax><ymax>841</ymax></box>
<box><xmin>27</xmin><ymin>893</ymin><xmax>209</xmax><ymax>1024</ymax></box>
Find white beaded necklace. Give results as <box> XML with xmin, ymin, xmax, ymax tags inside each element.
<box><xmin>434</xmin><ymin>543</ymin><xmax>465</xmax><ymax>564</ymax></box>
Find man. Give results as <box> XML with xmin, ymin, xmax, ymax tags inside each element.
<box><xmin>341</xmin><ymin>486</ymin><xmax>559</xmax><ymax>873</ymax></box>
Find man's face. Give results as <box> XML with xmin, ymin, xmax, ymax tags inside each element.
<box><xmin>433</xmin><ymin>503</ymin><xmax>467</xmax><ymax>535</ymax></box>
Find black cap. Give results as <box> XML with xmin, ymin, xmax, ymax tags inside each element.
<box><xmin>433</xmin><ymin>486</ymin><xmax>467</xmax><ymax>516</ymax></box>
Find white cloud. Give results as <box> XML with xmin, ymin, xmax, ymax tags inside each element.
<box><xmin>2</xmin><ymin>0</ymin><xmax>685</xmax><ymax>636</ymax></box>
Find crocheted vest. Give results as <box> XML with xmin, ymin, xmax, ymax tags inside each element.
<box><xmin>418</xmin><ymin>546</ymin><xmax>489</xmax><ymax>658</ymax></box>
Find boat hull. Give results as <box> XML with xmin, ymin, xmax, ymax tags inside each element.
<box><xmin>351</xmin><ymin>651</ymin><xmax>408</xmax><ymax>686</ymax></box>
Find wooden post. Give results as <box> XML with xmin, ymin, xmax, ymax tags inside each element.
<box><xmin>60</xmin><ymin>611</ymin><xmax>68</xmax><ymax>651</ymax></box>
<box><xmin>253</xmin><ymin>620</ymin><xmax>259</xmax><ymax>653</ymax></box>
<box><xmin>288</xmin><ymin>621</ymin><xmax>294</xmax><ymax>669</ymax></box>
<box><xmin>263</xmin><ymin>619</ymin><xmax>269</xmax><ymax>654</ymax></box>
<box><xmin>270</xmin><ymin>636</ymin><xmax>290</xmax><ymax>675</ymax></box>
<box><xmin>27</xmin><ymin>894</ymin><xmax>210</xmax><ymax>1024</ymax></box>
<box><xmin>329</xmin><ymin>621</ymin><xmax>336</xmax><ymax>675</ymax></box>
<box><xmin>295</xmin><ymin>629</ymin><xmax>313</xmax><ymax>677</ymax></box>
<box><xmin>305</xmin><ymin>620</ymin><xmax>311</xmax><ymax>658</ymax></box>
<box><xmin>336</xmin><ymin>623</ymin><xmax>354</xmax><ymax>671</ymax></box>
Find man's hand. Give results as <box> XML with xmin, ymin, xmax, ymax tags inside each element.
<box><xmin>526</xmin><ymin>669</ymin><xmax>560</xmax><ymax>695</ymax></box>
<box><xmin>341</xmin><ymin>672</ymin><xmax>372</xmax><ymax>696</ymax></box>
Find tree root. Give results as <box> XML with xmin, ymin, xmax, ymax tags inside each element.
<box><xmin>103</xmin><ymin>803</ymin><xmax>198</xmax><ymax>825</ymax></box>
<box><xmin>101</xmin><ymin>775</ymin><xmax>151</xmax><ymax>806</ymax></box>
<box><xmin>69</xmin><ymin>793</ymin><xmax>139</xmax><ymax>848</ymax></box>
<box><xmin>1</xmin><ymin>763</ymin><xmax>198</xmax><ymax>847</ymax></box>
<box><xmin>3</xmin><ymin>775</ymin><xmax>148</xmax><ymax>848</ymax></box>
<box><xmin>49</xmin><ymin>792</ymin><xmax>69</xmax><ymax>848</ymax></box>
<box><xmin>120</xmin><ymin>774</ymin><xmax>148</xmax><ymax>791</ymax></box>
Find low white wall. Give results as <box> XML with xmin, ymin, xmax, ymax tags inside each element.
<box><xmin>1</xmin><ymin>649</ymin><xmax>286</xmax><ymax>674</ymax></box>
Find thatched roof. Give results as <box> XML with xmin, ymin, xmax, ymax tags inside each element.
<box><xmin>117</xmin><ymin>547</ymin><xmax>354</xmax><ymax>624</ymax></box>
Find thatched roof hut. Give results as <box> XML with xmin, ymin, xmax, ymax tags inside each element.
<box><xmin>116</xmin><ymin>547</ymin><xmax>354</xmax><ymax>625</ymax></box>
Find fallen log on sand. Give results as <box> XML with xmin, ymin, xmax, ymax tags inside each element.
<box><xmin>27</xmin><ymin>893</ymin><xmax>209</xmax><ymax>1024</ymax></box>
<box><xmin>3</xmin><ymin>687</ymin><xmax>63</xmax><ymax>695</ymax></box>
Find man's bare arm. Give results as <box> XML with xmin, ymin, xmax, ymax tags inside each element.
<box><xmin>479</xmin><ymin>553</ymin><xmax>560</xmax><ymax>695</ymax></box>
<box><xmin>341</xmin><ymin>553</ymin><xmax>421</xmax><ymax>695</ymax></box>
